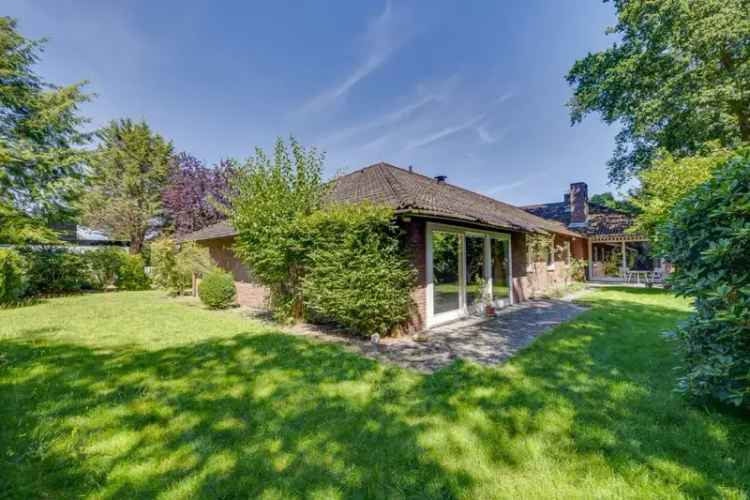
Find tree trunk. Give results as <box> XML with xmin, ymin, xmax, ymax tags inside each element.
<box><xmin>130</xmin><ymin>236</ymin><xmax>143</xmax><ymax>255</ymax></box>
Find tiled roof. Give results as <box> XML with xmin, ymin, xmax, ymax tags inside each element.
<box><xmin>328</xmin><ymin>163</ymin><xmax>579</xmax><ymax>237</ymax></box>
<box><xmin>522</xmin><ymin>201</ymin><xmax>636</xmax><ymax>236</ymax></box>
<box><xmin>180</xmin><ymin>162</ymin><xmax>581</xmax><ymax>242</ymax></box>
<box><xmin>177</xmin><ymin>221</ymin><xmax>237</xmax><ymax>241</ymax></box>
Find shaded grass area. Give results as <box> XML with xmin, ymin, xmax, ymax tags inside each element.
<box><xmin>1</xmin><ymin>289</ymin><xmax>749</xmax><ymax>498</ymax></box>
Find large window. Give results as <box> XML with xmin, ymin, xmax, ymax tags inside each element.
<box><xmin>428</xmin><ymin>224</ymin><xmax>512</xmax><ymax>325</ymax></box>
<box><xmin>431</xmin><ymin>231</ymin><xmax>460</xmax><ymax>315</ymax></box>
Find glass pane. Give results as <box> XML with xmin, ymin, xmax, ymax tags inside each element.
<box><xmin>432</xmin><ymin>231</ymin><xmax>460</xmax><ymax>314</ymax></box>
<box><xmin>465</xmin><ymin>235</ymin><xmax>486</xmax><ymax>308</ymax></box>
<box><xmin>491</xmin><ymin>238</ymin><xmax>510</xmax><ymax>300</ymax></box>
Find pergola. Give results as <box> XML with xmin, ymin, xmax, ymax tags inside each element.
<box><xmin>587</xmin><ymin>232</ymin><xmax>653</xmax><ymax>280</ymax></box>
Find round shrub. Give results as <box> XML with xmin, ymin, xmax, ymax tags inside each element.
<box><xmin>659</xmin><ymin>149</ymin><xmax>750</xmax><ymax>408</ymax></box>
<box><xmin>198</xmin><ymin>271</ymin><xmax>236</xmax><ymax>309</ymax></box>
<box><xmin>115</xmin><ymin>254</ymin><xmax>151</xmax><ymax>291</ymax></box>
<box><xmin>0</xmin><ymin>248</ymin><xmax>28</xmax><ymax>305</ymax></box>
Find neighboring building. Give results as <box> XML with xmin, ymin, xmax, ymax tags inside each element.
<box><xmin>181</xmin><ymin>163</ymin><xmax>589</xmax><ymax>331</ymax></box>
<box><xmin>52</xmin><ymin>223</ymin><xmax>130</xmax><ymax>249</ymax></box>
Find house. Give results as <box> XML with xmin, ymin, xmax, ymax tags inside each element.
<box><xmin>181</xmin><ymin>162</ymin><xmax>605</xmax><ymax>331</ymax></box>
<box><xmin>522</xmin><ymin>184</ymin><xmax>664</xmax><ymax>281</ymax></box>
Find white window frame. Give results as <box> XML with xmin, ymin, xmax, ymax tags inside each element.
<box><xmin>545</xmin><ymin>241</ymin><xmax>555</xmax><ymax>270</ymax></box>
<box><xmin>425</xmin><ymin>222</ymin><xmax>513</xmax><ymax>328</ymax></box>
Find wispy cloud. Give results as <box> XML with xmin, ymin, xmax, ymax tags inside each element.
<box><xmin>476</xmin><ymin>125</ymin><xmax>497</xmax><ymax>144</ymax></box>
<box><xmin>302</xmin><ymin>1</ymin><xmax>411</xmax><ymax>113</ymax></box>
<box><xmin>405</xmin><ymin>113</ymin><xmax>485</xmax><ymax>150</ymax></box>
<box><xmin>485</xmin><ymin>179</ymin><xmax>528</xmax><ymax>195</ymax></box>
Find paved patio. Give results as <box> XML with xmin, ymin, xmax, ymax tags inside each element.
<box><xmin>279</xmin><ymin>298</ymin><xmax>588</xmax><ymax>373</ymax></box>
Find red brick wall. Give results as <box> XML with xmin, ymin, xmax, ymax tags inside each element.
<box><xmin>510</xmin><ymin>232</ymin><xmax>579</xmax><ymax>302</ymax></box>
<box><xmin>400</xmin><ymin>218</ymin><xmax>427</xmax><ymax>333</ymax></box>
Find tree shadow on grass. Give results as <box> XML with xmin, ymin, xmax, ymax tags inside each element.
<box><xmin>408</xmin><ymin>298</ymin><xmax>750</xmax><ymax>497</ymax></box>
<box><xmin>0</xmin><ymin>332</ymin><xmax>474</xmax><ymax>499</ymax></box>
<box><xmin>2</xmin><ymin>293</ymin><xmax>749</xmax><ymax>498</ymax></box>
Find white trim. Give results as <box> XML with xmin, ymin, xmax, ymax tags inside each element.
<box><xmin>425</xmin><ymin>222</ymin><xmax>512</xmax><ymax>328</ymax></box>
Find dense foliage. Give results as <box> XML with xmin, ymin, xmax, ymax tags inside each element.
<box><xmin>589</xmin><ymin>192</ymin><xmax>638</xmax><ymax>215</ymax></box>
<box><xmin>567</xmin><ymin>0</ymin><xmax>750</xmax><ymax>184</ymax></box>
<box><xmin>659</xmin><ymin>150</ymin><xmax>750</xmax><ymax>408</ymax></box>
<box><xmin>0</xmin><ymin>248</ymin><xmax>28</xmax><ymax>304</ymax></box>
<box><xmin>114</xmin><ymin>254</ymin><xmax>150</xmax><ymax>291</ymax></box>
<box><xmin>86</xmin><ymin>247</ymin><xmax>126</xmax><ymax>289</ymax></box>
<box><xmin>19</xmin><ymin>248</ymin><xmax>90</xmax><ymax>295</ymax></box>
<box><xmin>631</xmin><ymin>146</ymin><xmax>731</xmax><ymax>242</ymax></box>
<box><xmin>231</xmin><ymin>137</ymin><xmax>325</xmax><ymax>320</ymax></box>
<box><xmin>162</xmin><ymin>153</ymin><xmax>236</xmax><ymax>235</ymax></box>
<box><xmin>80</xmin><ymin>119</ymin><xmax>173</xmax><ymax>254</ymax></box>
<box><xmin>150</xmin><ymin>238</ymin><xmax>214</xmax><ymax>295</ymax></box>
<box><xmin>302</xmin><ymin>204</ymin><xmax>416</xmax><ymax>336</ymax></box>
<box><xmin>198</xmin><ymin>270</ymin><xmax>236</xmax><ymax>309</ymax></box>
<box><xmin>0</xmin><ymin>17</ymin><xmax>90</xmax><ymax>244</ymax></box>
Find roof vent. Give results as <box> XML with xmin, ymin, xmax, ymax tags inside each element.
<box><xmin>435</xmin><ymin>175</ymin><xmax>447</xmax><ymax>184</ymax></box>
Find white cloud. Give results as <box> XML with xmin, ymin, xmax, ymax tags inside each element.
<box><xmin>301</xmin><ymin>1</ymin><xmax>411</xmax><ymax>113</ymax></box>
<box><xmin>405</xmin><ymin>113</ymin><xmax>485</xmax><ymax>150</ymax></box>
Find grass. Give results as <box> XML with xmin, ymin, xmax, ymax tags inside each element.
<box><xmin>1</xmin><ymin>289</ymin><xmax>749</xmax><ymax>499</ymax></box>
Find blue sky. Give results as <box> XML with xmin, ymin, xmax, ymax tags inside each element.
<box><xmin>6</xmin><ymin>0</ymin><xmax>622</xmax><ymax>205</ymax></box>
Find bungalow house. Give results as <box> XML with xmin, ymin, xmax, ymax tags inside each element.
<box><xmin>181</xmin><ymin>162</ymin><xmax>642</xmax><ymax>331</ymax></box>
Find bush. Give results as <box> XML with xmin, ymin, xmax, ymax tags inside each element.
<box><xmin>151</xmin><ymin>238</ymin><xmax>214</xmax><ymax>295</ymax></box>
<box><xmin>0</xmin><ymin>249</ymin><xmax>28</xmax><ymax>304</ymax></box>
<box><xmin>19</xmin><ymin>247</ymin><xmax>90</xmax><ymax>295</ymax></box>
<box><xmin>198</xmin><ymin>270</ymin><xmax>236</xmax><ymax>308</ymax></box>
<box><xmin>115</xmin><ymin>254</ymin><xmax>151</xmax><ymax>291</ymax></box>
<box><xmin>659</xmin><ymin>149</ymin><xmax>750</xmax><ymax>408</ymax></box>
<box><xmin>302</xmin><ymin>203</ymin><xmax>416</xmax><ymax>336</ymax></box>
<box><xmin>85</xmin><ymin>247</ymin><xmax>126</xmax><ymax>289</ymax></box>
<box><xmin>150</xmin><ymin>237</ymin><xmax>187</xmax><ymax>294</ymax></box>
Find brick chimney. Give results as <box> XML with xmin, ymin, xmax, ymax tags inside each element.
<box><xmin>569</xmin><ymin>182</ymin><xmax>588</xmax><ymax>226</ymax></box>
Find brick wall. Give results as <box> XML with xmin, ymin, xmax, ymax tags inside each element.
<box><xmin>400</xmin><ymin>218</ymin><xmax>427</xmax><ymax>333</ymax></box>
<box><xmin>510</xmin><ymin>232</ymin><xmax>579</xmax><ymax>302</ymax></box>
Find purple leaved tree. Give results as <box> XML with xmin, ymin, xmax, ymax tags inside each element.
<box><xmin>162</xmin><ymin>153</ymin><xmax>236</xmax><ymax>235</ymax></box>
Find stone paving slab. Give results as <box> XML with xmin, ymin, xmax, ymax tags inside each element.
<box><xmin>268</xmin><ymin>299</ymin><xmax>587</xmax><ymax>373</ymax></box>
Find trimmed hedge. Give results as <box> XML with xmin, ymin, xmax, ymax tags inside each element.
<box><xmin>0</xmin><ymin>248</ymin><xmax>28</xmax><ymax>305</ymax></box>
<box><xmin>19</xmin><ymin>247</ymin><xmax>90</xmax><ymax>295</ymax></box>
<box><xmin>198</xmin><ymin>270</ymin><xmax>236</xmax><ymax>308</ymax></box>
<box><xmin>659</xmin><ymin>149</ymin><xmax>750</xmax><ymax>408</ymax></box>
<box><xmin>87</xmin><ymin>247</ymin><xmax>126</xmax><ymax>289</ymax></box>
<box><xmin>115</xmin><ymin>254</ymin><xmax>151</xmax><ymax>291</ymax></box>
<box><xmin>302</xmin><ymin>204</ymin><xmax>416</xmax><ymax>336</ymax></box>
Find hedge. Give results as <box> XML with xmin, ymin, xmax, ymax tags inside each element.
<box><xmin>0</xmin><ymin>248</ymin><xmax>28</xmax><ymax>305</ymax></box>
<box><xmin>198</xmin><ymin>270</ymin><xmax>236</xmax><ymax>308</ymax></box>
<box><xmin>302</xmin><ymin>204</ymin><xmax>416</xmax><ymax>336</ymax></box>
<box><xmin>659</xmin><ymin>149</ymin><xmax>750</xmax><ymax>408</ymax></box>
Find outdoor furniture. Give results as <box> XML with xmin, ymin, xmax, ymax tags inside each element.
<box><xmin>624</xmin><ymin>270</ymin><xmax>663</xmax><ymax>285</ymax></box>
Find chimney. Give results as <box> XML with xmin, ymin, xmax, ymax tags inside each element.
<box><xmin>408</xmin><ymin>165</ymin><xmax>413</xmax><ymax>173</ymax></box>
<box><xmin>569</xmin><ymin>182</ymin><xmax>588</xmax><ymax>226</ymax></box>
<box><xmin>435</xmin><ymin>175</ymin><xmax>447</xmax><ymax>184</ymax></box>
<box><xmin>563</xmin><ymin>193</ymin><xmax>570</xmax><ymax>204</ymax></box>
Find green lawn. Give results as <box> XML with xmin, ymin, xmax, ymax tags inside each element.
<box><xmin>1</xmin><ymin>289</ymin><xmax>749</xmax><ymax>498</ymax></box>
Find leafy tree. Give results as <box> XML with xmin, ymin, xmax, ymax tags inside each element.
<box><xmin>631</xmin><ymin>146</ymin><xmax>732</xmax><ymax>241</ymax></box>
<box><xmin>231</xmin><ymin>137</ymin><xmax>325</xmax><ymax>321</ymax></box>
<box><xmin>659</xmin><ymin>149</ymin><xmax>750</xmax><ymax>408</ymax></box>
<box><xmin>162</xmin><ymin>153</ymin><xmax>236</xmax><ymax>235</ymax></box>
<box><xmin>0</xmin><ymin>17</ymin><xmax>90</xmax><ymax>243</ymax></box>
<box><xmin>567</xmin><ymin>0</ymin><xmax>750</xmax><ymax>185</ymax></box>
<box><xmin>589</xmin><ymin>192</ymin><xmax>638</xmax><ymax>214</ymax></box>
<box><xmin>80</xmin><ymin>119</ymin><xmax>173</xmax><ymax>254</ymax></box>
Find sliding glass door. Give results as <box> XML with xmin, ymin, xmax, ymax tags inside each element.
<box><xmin>427</xmin><ymin>223</ymin><xmax>512</xmax><ymax>327</ymax></box>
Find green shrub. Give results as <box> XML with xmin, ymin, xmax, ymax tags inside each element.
<box><xmin>19</xmin><ymin>247</ymin><xmax>90</xmax><ymax>295</ymax></box>
<box><xmin>302</xmin><ymin>203</ymin><xmax>416</xmax><ymax>336</ymax></box>
<box><xmin>85</xmin><ymin>247</ymin><xmax>126</xmax><ymax>289</ymax></box>
<box><xmin>0</xmin><ymin>248</ymin><xmax>28</xmax><ymax>304</ymax></box>
<box><xmin>198</xmin><ymin>270</ymin><xmax>236</xmax><ymax>308</ymax></box>
<box><xmin>659</xmin><ymin>149</ymin><xmax>750</xmax><ymax>408</ymax></box>
<box><xmin>151</xmin><ymin>238</ymin><xmax>214</xmax><ymax>295</ymax></box>
<box><xmin>115</xmin><ymin>254</ymin><xmax>151</xmax><ymax>291</ymax></box>
<box><xmin>150</xmin><ymin>237</ymin><xmax>186</xmax><ymax>293</ymax></box>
